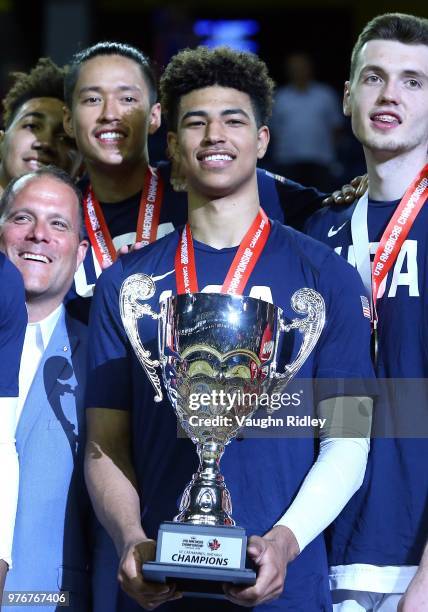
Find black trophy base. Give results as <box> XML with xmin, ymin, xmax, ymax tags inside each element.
<box><xmin>143</xmin><ymin>562</ymin><xmax>256</xmax><ymax>598</ymax></box>
<box><xmin>142</xmin><ymin>522</ymin><xmax>256</xmax><ymax>599</ymax></box>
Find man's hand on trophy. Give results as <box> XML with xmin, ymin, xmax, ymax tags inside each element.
<box><xmin>223</xmin><ymin>525</ymin><xmax>300</xmax><ymax>606</ymax></box>
<box><xmin>118</xmin><ymin>538</ymin><xmax>182</xmax><ymax>609</ymax></box>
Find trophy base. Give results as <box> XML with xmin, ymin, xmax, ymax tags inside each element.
<box><xmin>143</xmin><ymin>562</ymin><xmax>256</xmax><ymax>598</ymax></box>
<box><xmin>142</xmin><ymin>522</ymin><xmax>256</xmax><ymax>599</ymax></box>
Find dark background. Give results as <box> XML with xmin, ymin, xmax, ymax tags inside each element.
<box><xmin>1</xmin><ymin>0</ymin><xmax>426</xmax><ymax>178</ymax></box>
<box><xmin>3</xmin><ymin>0</ymin><xmax>427</xmax><ymax>92</ymax></box>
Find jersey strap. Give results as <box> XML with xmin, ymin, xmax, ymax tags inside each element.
<box><xmin>351</xmin><ymin>163</ymin><xmax>428</xmax><ymax>326</ymax></box>
<box><xmin>83</xmin><ymin>166</ymin><xmax>164</xmax><ymax>267</ymax></box>
<box><xmin>175</xmin><ymin>208</ymin><xmax>270</xmax><ymax>295</ymax></box>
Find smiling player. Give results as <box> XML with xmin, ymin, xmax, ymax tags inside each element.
<box><xmin>0</xmin><ymin>58</ymin><xmax>76</xmax><ymax>195</ymax></box>
<box><xmin>84</xmin><ymin>46</ymin><xmax>375</xmax><ymax>612</ymax></box>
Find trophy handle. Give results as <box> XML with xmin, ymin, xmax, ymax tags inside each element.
<box><xmin>119</xmin><ymin>273</ymin><xmax>163</xmax><ymax>402</ymax></box>
<box><xmin>269</xmin><ymin>288</ymin><xmax>325</xmax><ymax>405</ymax></box>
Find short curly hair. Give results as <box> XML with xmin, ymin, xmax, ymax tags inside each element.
<box><xmin>160</xmin><ymin>46</ymin><xmax>275</xmax><ymax>130</ymax></box>
<box><xmin>2</xmin><ymin>58</ymin><xmax>65</xmax><ymax>129</ymax></box>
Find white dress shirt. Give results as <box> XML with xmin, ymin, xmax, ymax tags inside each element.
<box><xmin>16</xmin><ymin>304</ymin><xmax>63</xmax><ymax>425</ymax></box>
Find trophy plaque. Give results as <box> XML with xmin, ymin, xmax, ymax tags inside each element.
<box><xmin>120</xmin><ymin>277</ymin><xmax>325</xmax><ymax>597</ymax></box>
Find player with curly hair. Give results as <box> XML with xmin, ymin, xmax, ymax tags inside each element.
<box><xmin>85</xmin><ymin>46</ymin><xmax>374</xmax><ymax>611</ymax></box>
<box><xmin>160</xmin><ymin>46</ymin><xmax>274</xmax><ymax>131</ymax></box>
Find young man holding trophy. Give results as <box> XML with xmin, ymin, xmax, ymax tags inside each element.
<box><xmin>85</xmin><ymin>47</ymin><xmax>374</xmax><ymax>611</ymax></box>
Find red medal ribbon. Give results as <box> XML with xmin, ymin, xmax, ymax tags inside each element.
<box><xmin>371</xmin><ymin>164</ymin><xmax>428</xmax><ymax>322</ymax></box>
<box><xmin>83</xmin><ymin>166</ymin><xmax>163</xmax><ymax>267</ymax></box>
<box><xmin>175</xmin><ymin>208</ymin><xmax>270</xmax><ymax>295</ymax></box>
<box><xmin>136</xmin><ymin>167</ymin><xmax>164</xmax><ymax>247</ymax></box>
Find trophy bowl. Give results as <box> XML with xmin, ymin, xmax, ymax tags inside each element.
<box><xmin>119</xmin><ymin>277</ymin><xmax>325</xmax><ymax>596</ymax></box>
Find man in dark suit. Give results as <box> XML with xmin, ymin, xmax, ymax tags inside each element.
<box><xmin>0</xmin><ymin>167</ymin><xmax>91</xmax><ymax>610</ymax></box>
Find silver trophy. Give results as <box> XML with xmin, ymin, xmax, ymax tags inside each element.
<box><xmin>119</xmin><ymin>275</ymin><xmax>325</xmax><ymax>596</ymax></box>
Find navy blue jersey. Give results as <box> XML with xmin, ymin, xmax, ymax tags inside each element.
<box><xmin>86</xmin><ymin>220</ymin><xmax>373</xmax><ymax>610</ymax></box>
<box><xmin>306</xmin><ymin>198</ymin><xmax>428</xmax><ymax>566</ymax></box>
<box><xmin>0</xmin><ymin>253</ymin><xmax>26</xmax><ymax>397</ymax></box>
<box><xmin>67</xmin><ymin>162</ymin><xmax>324</xmax><ymax>321</ymax></box>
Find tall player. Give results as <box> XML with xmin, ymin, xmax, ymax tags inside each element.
<box><xmin>305</xmin><ymin>12</ymin><xmax>428</xmax><ymax>611</ymax></box>
<box><xmin>85</xmin><ymin>46</ymin><xmax>374</xmax><ymax>611</ymax></box>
